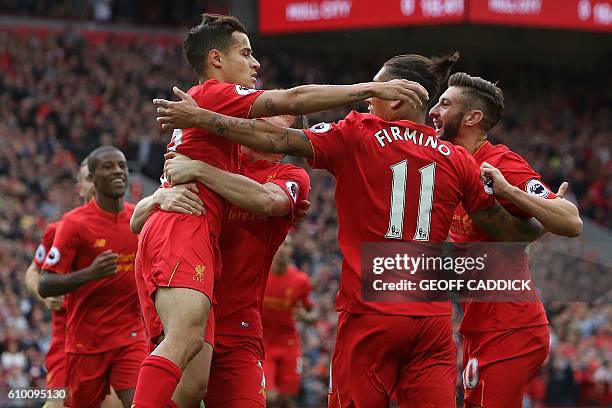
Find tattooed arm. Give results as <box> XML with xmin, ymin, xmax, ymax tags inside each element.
<box><xmin>154</xmin><ymin>81</ymin><xmax>427</xmax><ymax>131</ymax></box>
<box><xmin>248</xmin><ymin>79</ymin><xmax>428</xmax><ymax>118</ymax></box>
<box><xmin>156</xmin><ymin>88</ymin><xmax>314</xmax><ymax>158</ymax></box>
<box><xmin>469</xmin><ymin>201</ymin><xmax>546</xmax><ymax>242</ymax></box>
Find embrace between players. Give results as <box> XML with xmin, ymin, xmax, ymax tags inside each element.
<box><xmin>33</xmin><ymin>12</ymin><xmax>582</xmax><ymax>408</ymax></box>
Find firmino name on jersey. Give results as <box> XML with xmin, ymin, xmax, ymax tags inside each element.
<box><xmin>373</xmin><ymin>126</ymin><xmax>451</xmax><ymax>156</ymax></box>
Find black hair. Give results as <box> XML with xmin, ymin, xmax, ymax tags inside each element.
<box><xmin>383</xmin><ymin>52</ymin><xmax>460</xmax><ymax>108</ymax></box>
<box><xmin>184</xmin><ymin>13</ymin><xmax>247</xmax><ymax>76</ymax></box>
<box><xmin>87</xmin><ymin>145</ymin><xmax>122</xmax><ymax>173</ymax></box>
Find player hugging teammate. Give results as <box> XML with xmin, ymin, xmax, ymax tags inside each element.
<box><xmin>28</xmin><ymin>11</ymin><xmax>583</xmax><ymax>408</ymax></box>
<box><xmin>152</xmin><ymin>17</ymin><xmax>583</xmax><ymax>406</ymax></box>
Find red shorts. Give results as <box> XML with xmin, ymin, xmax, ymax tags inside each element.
<box><xmin>45</xmin><ymin>335</ymin><xmax>67</xmax><ymax>388</ymax></box>
<box><xmin>135</xmin><ymin>251</ymin><xmax>215</xmax><ymax>350</ymax></box>
<box><xmin>264</xmin><ymin>341</ymin><xmax>302</xmax><ymax>396</ymax></box>
<box><xmin>205</xmin><ymin>334</ymin><xmax>266</xmax><ymax>408</ymax></box>
<box><xmin>329</xmin><ymin>312</ymin><xmax>456</xmax><ymax>408</ymax></box>
<box><xmin>138</xmin><ymin>211</ymin><xmax>220</xmax><ymax>304</ymax></box>
<box><xmin>462</xmin><ymin>325</ymin><xmax>550</xmax><ymax>408</ymax></box>
<box><xmin>65</xmin><ymin>340</ymin><xmax>147</xmax><ymax>407</ymax></box>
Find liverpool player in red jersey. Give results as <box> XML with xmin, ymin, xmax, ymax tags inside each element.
<box><xmin>39</xmin><ymin>146</ymin><xmax>146</xmax><ymax>408</ymax></box>
<box><xmin>429</xmin><ymin>72</ymin><xmax>582</xmax><ymax>407</ymax></box>
<box><xmin>25</xmin><ymin>158</ymin><xmax>93</xmax><ymax>408</ymax></box>
<box><xmin>27</xmin><ymin>158</ymin><xmax>122</xmax><ymax>408</ymax></box>
<box><xmin>136</xmin><ymin>13</ymin><xmax>425</xmax><ymax>408</ymax></box>
<box><xmin>132</xmin><ymin>114</ymin><xmax>310</xmax><ymax>407</ymax></box>
<box><xmin>154</xmin><ymin>53</ymin><xmax>548</xmax><ymax>407</ymax></box>
<box><xmin>262</xmin><ymin>237</ymin><xmax>314</xmax><ymax>408</ymax></box>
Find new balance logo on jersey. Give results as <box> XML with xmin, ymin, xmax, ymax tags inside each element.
<box><xmin>525</xmin><ymin>179</ymin><xmax>550</xmax><ymax>198</ymax></box>
<box><xmin>286</xmin><ymin>181</ymin><xmax>299</xmax><ymax>203</ymax></box>
<box><xmin>45</xmin><ymin>247</ymin><xmax>61</xmax><ymax>266</ymax></box>
<box><xmin>94</xmin><ymin>239</ymin><xmax>106</xmax><ymax>248</ymax></box>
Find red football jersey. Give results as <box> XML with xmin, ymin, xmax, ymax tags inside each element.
<box><xmin>449</xmin><ymin>141</ymin><xmax>554</xmax><ymax>332</ymax></box>
<box><xmin>304</xmin><ymin>111</ymin><xmax>493</xmax><ymax>316</ymax></box>
<box><xmin>42</xmin><ymin>200</ymin><xmax>145</xmax><ymax>353</ymax></box>
<box><xmin>215</xmin><ymin>156</ymin><xmax>311</xmax><ymax>340</ymax></box>
<box><xmin>33</xmin><ymin>221</ymin><xmax>67</xmax><ymax>343</ymax></box>
<box><xmin>262</xmin><ymin>266</ymin><xmax>313</xmax><ymax>347</ymax></box>
<box><xmin>160</xmin><ymin>80</ymin><xmax>264</xmax><ymax>235</ymax></box>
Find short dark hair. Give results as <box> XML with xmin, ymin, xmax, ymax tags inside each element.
<box><xmin>448</xmin><ymin>72</ymin><xmax>505</xmax><ymax>131</ymax></box>
<box><xmin>87</xmin><ymin>145</ymin><xmax>122</xmax><ymax>173</ymax></box>
<box><xmin>184</xmin><ymin>13</ymin><xmax>247</xmax><ymax>76</ymax></box>
<box><xmin>383</xmin><ymin>52</ymin><xmax>460</xmax><ymax>108</ymax></box>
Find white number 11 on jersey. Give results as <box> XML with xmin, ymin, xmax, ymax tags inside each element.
<box><xmin>385</xmin><ymin>160</ymin><xmax>436</xmax><ymax>241</ymax></box>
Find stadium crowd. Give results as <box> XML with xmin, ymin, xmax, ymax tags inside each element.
<box><xmin>0</xmin><ymin>28</ymin><xmax>610</xmax><ymax>406</ymax></box>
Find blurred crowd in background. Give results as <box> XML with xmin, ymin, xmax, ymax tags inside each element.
<box><xmin>0</xmin><ymin>0</ymin><xmax>227</xmax><ymax>25</ymax></box>
<box><xmin>0</xmin><ymin>29</ymin><xmax>610</xmax><ymax>406</ymax></box>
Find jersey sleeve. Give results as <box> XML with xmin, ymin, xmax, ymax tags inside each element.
<box><xmin>195</xmin><ymin>81</ymin><xmax>264</xmax><ymax>119</ymax></box>
<box><xmin>42</xmin><ymin>218</ymin><xmax>80</xmax><ymax>274</ymax></box>
<box><xmin>458</xmin><ymin>149</ymin><xmax>495</xmax><ymax>214</ymax></box>
<box><xmin>304</xmin><ymin>111</ymin><xmax>362</xmax><ymax>174</ymax></box>
<box><xmin>33</xmin><ymin>223</ymin><xmax>58</xmax><ymax>268</ymax></box>
<box><xmin>266</xmin><ymin>166</ymin><xmax>311</xmax><ymax>222</ymax></box>
<box><xmin>494</xmin><ymin>152</ymin><xmax>557</xmax><ymax>200</ymax></box>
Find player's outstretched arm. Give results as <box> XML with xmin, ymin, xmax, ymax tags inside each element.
<box><xmin>130</xmin><ymin>184</ymin><xmax>205</xmax><ymax>233</ymax></box>
<box><xmin>157</xmin><ymin>89</ymin><xmax>313</xmax><ymax>158</ymax></box>
<box><xmin>153</xmin><ymin>82</ymin><xmax>427</xmax><ymax>131</ymax></box>
<box><xmin>39</xmin><ymin>251</ymin><xmax>118</xmax><ymax>297</ymax></box>
<box><xmin>481</xmin><ymin>162</ymin><xmax>582</xmax><ymax>237</ymax></box>
<box><xmin>469</xmin><ymin>201</ymin><xmax>545</xmax><ymax>243</ymax></box>
<box><xmin>248</xmin><ymin>80</ymin><xmax>428</xmax><ymax>118</ymax></box>
<box><xmin>164</xmin><ymin>153</ymin><xmax>292</xmax><ymax>217</ymax></box>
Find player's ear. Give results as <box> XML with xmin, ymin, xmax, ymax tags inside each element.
<box><xmin>464</xmin><ymin>110</ymin><xmax>483</xmax><ymax>128</ymax></box>
<box><xmin>390</xmin><ymin>99</ymin><xmax>402</xmax><ymax>110</ymax></box>
<box><xmin>208</xmin><ymin>49</ymin><xmax>222</xmax><ymax>69</ymax></box>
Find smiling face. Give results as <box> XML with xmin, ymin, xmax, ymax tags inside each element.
<box><xmin>217</xmin><ymin>32</ymin><xmax>260</xmax><ymax>88</ymax></box>
<box><xmin>428</xmin><ymin>86</ymin><xmax>467</xmax><ymax>141</ymax></box>
<box><xmin>89</xmin><ymin>150</ymin><xmax>128</xmax><ymax>199</ymax></box>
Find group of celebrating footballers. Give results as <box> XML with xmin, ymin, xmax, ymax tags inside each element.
<box><xmin>28</xmin><ymin>12</ymin><xmax>583</xmax><ymax>408</ymax></box>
